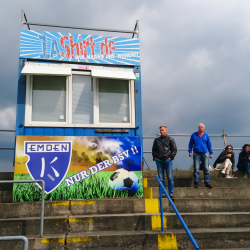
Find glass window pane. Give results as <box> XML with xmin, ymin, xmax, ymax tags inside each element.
<box><xmin>32</xmin><ymin>76</ymin><xmax>66</xmax><ymax>122</ymax></box>
<box><xmin>72</xmin><ymin>75</ymin><xmax>93</xmax><ymax>124</ymax></box>
<box><xmin>99</xmin><ymin>78</ymin><xmax>130</xmax><ymax>123</ymax></box>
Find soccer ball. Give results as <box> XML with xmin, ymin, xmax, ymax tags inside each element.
<box><xmin>109</xmin><ymin>168</ymin><xmax>139</xmax><ymax>196</ymax></box>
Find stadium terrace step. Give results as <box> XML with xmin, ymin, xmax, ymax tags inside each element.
<box><xmin>66</xmin><ymin>231</ymin><xmax>176</xmax><ymax>250</ymax></box>
<box><xmin>0</xmin><ymin>233</ymin><xmax>66</xmax><ymax>250</ymax></box>
<box><xmin>0</xmin><ymin>216</ymin><xmax>69</xmax><ymax>236</ymax></box>
<box><xmin>2</xmin><ymin>212</ymin><xmax>250</xmax><ymax>237</ymax></box>
<box><xmin>146</xmin><ymin>177</ymin><xmax>250</xmax><ymax>188</ymax></box>
<box><xmin>0</xmin><ymin>198</ymin><xmax>145</xmax><ymax>219</ymax></box>
<box><xmin>1</xmin><ymin>228</ymin><xmax>250</xmax><ymax>250</ymax></box>
<box><xmin>0</xmin><ymin>191</ymin><xmax>12</xmax><ymax>203</ymax></box>
<box><xmin>0</xmin><ymin>172</ymin><xmax>14</xmax><ymax>203</ymax></box>
<box><xmin>0</xmin><ymin>231</ymin><xmax>177</xmax><ymax>250</ymax></box>
<box><xmin>152</xmin><ymin>187</ymin><xmax>250</xmax><ymax>199</ymax></box>
<box><xmin>175</xmin><ymin>227</ymin><xmax>250</xmax><ymax>249</ymax></box>
<box><xmin>0</xmin><ymin>172</ymin><xmax>14</xmax><ymax>180</ymax></box>
<box><xmin>163</xmin><ymin>198</ymin><xmax>250</xmax><ymax>213</ymax></box>
<box><xmin>142</xmin><ymin>170</ymin><xmax>248</xmax><ymax>178</ymax></box>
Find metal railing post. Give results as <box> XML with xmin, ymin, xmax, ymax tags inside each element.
<box><xmin>0</xmin><ymin>236</ymin><xmax>28</xmax><ymax>250</ymax></box>
<box><xmin>222</xmin><ymin>130</ymin><xmax>227</xmax><ymax>148</ymax></box>
<box><xmin>40</xmin><ymin>180</ymin><xmax>45</xmax><ymax>237</ymax></box>
<box><xmin>159</xmin><ymin>186</ymin><xmax>166</xmax><ymax>232</ymax></box>
<box><xmin>0</xmin><ymin>180</ymin><xmax>45</xmax><ymax>237</ymax></box>
<box><xmin>156</xmin><ymin>176</ymin><xmax>199</xmax><ymax>250</ymax></box>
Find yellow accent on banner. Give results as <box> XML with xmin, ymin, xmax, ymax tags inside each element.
<box><xmin>69</xmin><ymin>217</ymin><xmax>94</xmax><ymax>223</ymax></box>
<box><xmin>67</xmin><ymin>237</ymin><xmax>92</xmax><ymax>244</ymax></box>
<box><xmin>41</xmin><ymin>238</ymin><xmax>64</xmax><ymax>244</ymax></box>
<box><xmin>151</xmin><ymin>215</ymin><xmax>167</xmax><ymax>230</ymax></box>
<box><xmin>143</xmin><ymin>178</ymin><xmax>148</xmax><ymax>188</ymax></box>
<box><xmin>52</xmin><ymin>201</ymin><xmax>69</xmax><ymax>206</ymax></box>
<box><xmin>143</xmin><ymin>187</ymin><xmax>153</xmax><ymax>199</ymax></box>
<box><xmin>71</xmin><ymin>200</ymin><xmax>96</xmax><ymax>205</ymax></box>
<box><xmin>158</xmin><ymin>234</ymin><xmax>178</xmax><ymax>250</ymax></box>
<box><xmin>145</xmin><ymin>199</ymin><xmax>159</xmax><ymax>213</ymax></box>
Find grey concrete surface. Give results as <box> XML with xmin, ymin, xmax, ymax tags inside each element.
<box><xmin>147</xmin><ymin>177</ymin><xmax>250</xmax><ymax>187</ymax></box>
<box><xmin>153</xmin><ymin>187</ymin><xmax>250</xmax><ymax>199</ymax></box>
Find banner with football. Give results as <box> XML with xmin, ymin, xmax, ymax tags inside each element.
<box><xmin>13</xmin><ymin>136</ymin><xmax>143</xmax><ymax>202</ymax></box>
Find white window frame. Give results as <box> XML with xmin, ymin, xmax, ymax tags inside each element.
<box><xmin>25</xmin><ymin>69</ymin><xmax>135</xmax><ymax>128</ymax></box>
<box><xmin>25</xmin><ymin>75</ymin><xmax>69</xmax><ymax>127</ymax></box>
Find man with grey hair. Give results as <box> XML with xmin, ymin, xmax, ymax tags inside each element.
<box><xmin>188</xmin><ymin>123</ymin><xmax>213</xmax><ymax>188</ymax></box>
<box><xmin>152</xmin><ymin>126</ymin><xmax>177</xmax><ymax>199</ymax></box>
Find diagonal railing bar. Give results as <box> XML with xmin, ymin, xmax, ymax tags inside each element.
<box><xmin>156</xmin><ymin>176</ymin><xmax>199</xmax><ymax>250</ymax></box>
<box><xmin>0</xmin><ymin>236</ymin><xmax>29</xmax><ymax>250</ymax></box>
<box><xmin>0</xmin><ymin>180</ymin><xmax>45</xmax><ymax>237</ymax></box>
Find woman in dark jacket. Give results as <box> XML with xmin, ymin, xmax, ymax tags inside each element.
<box><xmin>213</xmin><ymin>145</ymin><xmax>235</xmax><ymax>178</ymax></box>
<box><xmin>237</xmin><ymin>144</ymin><xmax>250</xmax><ymax>178</ymax></box>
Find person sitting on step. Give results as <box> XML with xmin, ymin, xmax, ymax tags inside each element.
<box><xmin>213</xmin><ymin>144</ymin><xmax>235</xmax><ymax>178</ymax></box>
<box><xmin>237</xmin><ymin>144</ymin><xmax>250</xmax><ymax>178</ymax></box>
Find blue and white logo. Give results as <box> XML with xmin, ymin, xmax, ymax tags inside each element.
<box><xmin>24</xmin><ymin>141</ymin><xmax>72</xmax><ymax>194</ymax></box>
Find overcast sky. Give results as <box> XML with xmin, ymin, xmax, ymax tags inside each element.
<box><xmin>1</xmin><ymin>0</ymin><xmax>250</xmax><ymax>172</ymax></box>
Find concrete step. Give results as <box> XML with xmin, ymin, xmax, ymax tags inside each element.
<box><xmin>0</xmin><ymin>231</ymin><xmax>174</xmax><ymax>250</ymax></box>
<box><xmin>0</xmin><ymin>172</ymin><xmax>14</xmax><ymax>193</ymax></box>
<box><xmin>176</xmin><ymin>227</ymin><xmax>250</xmax><ymax>249</ymax></box>
<box><xmin>0</xmin><ymin>198</ymin><xmax>145</xmax><ymax>219</ymax></box>
<box><xmin>0</xmin><ymin>191</ymin><xmax>12</xmax><ymax>203</ymax></box>
<box><xmin>1</xmin><ymin>196</ymin><xmax>250</xmax><ymax>220</ymax></box>
<box><xmin>143</xmin><ymin>170</ymin><xmax>248</xmax><ymax>178</ymax></box>
<box><xmin>0</xmin><ymin>216</ymin><xmax>69</xmax><ymax>237</ymax></box>
<box><xmin>146</xmin><ymin>177</ymin><xmax>250</xmax><ymax>188</ymax></box>
<box><xmin>1</xmin><ymin>212</ymin><xmax>250</xmax><ymax>237</ymax></box>
<box><xmin>152</xmin><ymin>187</ymin><xmax>250</xmax><ymax>199</ymax></box>
<box><xmin>164</xmin><ymin>198</ymin><xmax>250</xmax><ymax>213</ymax></box>
<box><xmin>1</xmin><ymin>229</ymin><xmax>250</xmax><ymax>250</ymax></box>
<box><xmin>0</xmin><ymin>172</ymin><xmax>14</xmax><ymax>180</ymax></box>
<box><xmin>3</xmin><ymin>211</ymin><xmax>250</xmax><ymax>238</ymax></box>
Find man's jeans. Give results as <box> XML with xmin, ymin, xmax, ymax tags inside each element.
<box><xmin>238</xmin><ymin>162</ymin><xmax>250</xmax><ymax>176</ymax></box>
<box><xmin>193</xmin><ymin>152</ymin><xmax>210</xmax><ymax>186</ymax></box>
<box><xmin>156</xmin><ymin>159</ymin><xmax>174</xmax><ymax>195</ymax></box>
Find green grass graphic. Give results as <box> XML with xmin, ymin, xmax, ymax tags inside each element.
<box><xmin>13</xmin><ymin>171</ymin><xmax>143</xmax><ymax>202</ymax></box>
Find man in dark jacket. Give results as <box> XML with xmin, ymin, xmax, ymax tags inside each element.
<box><xmin>237</xmin><ymin>144</ymin><xmax>250</xmax><ymax>178</ymax></box>
<box><xmin>152</xmin><ymin>126</ymin><xmax>177</xmax><ymax>199</ymax></box>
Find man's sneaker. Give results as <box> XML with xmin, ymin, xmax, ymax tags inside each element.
<box><xmin>225</xmin><ymin>175</ymin><xmax>233</xmax><ymax>178</ymax></box>
<box><xmin>221</xmin><ymin>169</ymin><xmax>226</xmax><ymax>174</ymax></box>
<box><xmin>170</xmin><ymin>194</ymin><xmax>174</xmax><ymax>200</ymax></box>
<box><xmin>194</xmin><ymin>184</ymin><xmax>199</xmax><ymax>188</ymax></box>
<box><xmin>205</xmin><ymin>184</ymin><xmax>213</xmax><ymax>188</ymax></box>
<box><xmin>162</xmin><ymin>194</ymin><xmax>166</xmax><ymax>198</ymax></box>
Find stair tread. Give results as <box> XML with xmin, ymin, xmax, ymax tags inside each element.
<box><xmin>2</xmin><ymin>211</ymin><xmax>250</xmax><ymax>221</ymax></box>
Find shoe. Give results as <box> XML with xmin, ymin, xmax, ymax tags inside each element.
<box><xmin>162</xmin><ymin>194</ymin><xmax>166</xmax><ymax>198</ymax></box>
<box><xmin>225</xmin><ymin>175</ymin><xmax>233</xmax><ymax>178</ymax></box>
<box><xmin>170</xmin><ymin>194</ymin><xmax>174</xmax><ymax>200</ymax></box>
<box><xmin>221</xmin><ymin>169</ymin><xmax>226</xmax><ymax>174</ymax></box>
<box><xmin>194</xmin><ymin>184</ymin><xmax>199</xmax><ymax>188</ymax></box>
<box><xmin>205</xmin><ymin>184</ymin><xmax>213</xmax><ymax>188</ymax></box>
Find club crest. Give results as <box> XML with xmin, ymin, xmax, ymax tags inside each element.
<box><xmin>24</xmin><ymin>141</ymin><xmax>72</xmax><ymax>194</ymax></box>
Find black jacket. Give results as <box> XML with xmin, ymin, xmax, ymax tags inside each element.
<box><xmin>213</xmin><ymin>150</ymin><xmax>235</xmax><ymax>170</ymax></box>
<box><xmin>152</xmin><ymin>135</ymin><xmax>177</xmax><ymax>161</ymax></box>
<box><xmin>237</xmin><ymin>150</ymin><xmax>250</xmax><ymax>168</ymax></box>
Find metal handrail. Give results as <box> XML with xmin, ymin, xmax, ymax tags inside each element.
<box><xmin>0</xmin><ymin>236</ymin><xmax>28</xmax><ymax>250</ymax></box>
<box><xmin>0</xmin><ymin>180</ymin><xmax>45</xmax><ymax>237</ymax></box>
<box><xmin>156</xmin><ymin>176</ymin><xmax>199</xmax><ymax>250</ymax></box>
